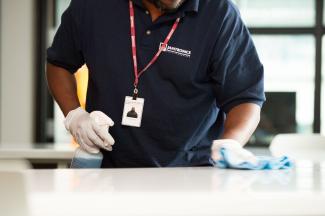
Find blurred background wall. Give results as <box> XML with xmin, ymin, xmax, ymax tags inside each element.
<box><xmin>0</xmin><ymin>0</ymin><xmax>36</xmax><ymax>143</ymax></box>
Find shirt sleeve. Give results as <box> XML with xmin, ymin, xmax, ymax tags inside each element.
<box><xmin>210</xmin><ymin>2</ymin><xmax>266</xmax><ymax>113</ymax></box>
<box><xmin>47</xmin><ymin>0</ymin><xmax>85</xmax><ymax>74</ymax></box>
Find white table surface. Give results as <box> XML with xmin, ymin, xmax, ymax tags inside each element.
<box><xmin>3</xmin><ymin>162</ymin><xmax>323</xmax><ymax>216</ymax></box>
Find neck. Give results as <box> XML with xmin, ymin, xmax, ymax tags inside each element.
<box><xmin>142</xmin><ymin>0</ymin><xmax>164</xmax><ymax>21</ymax></box>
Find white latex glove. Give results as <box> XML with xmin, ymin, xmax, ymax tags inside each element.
<box><xmin>211</xmin><ymin>139</ymin><xmax>258</xmax><ymax>165</ymax></box>
<box><xmin>64</xmin><ymin>107</ymin><xmax>115</xmax><ymax>154</ymax></box>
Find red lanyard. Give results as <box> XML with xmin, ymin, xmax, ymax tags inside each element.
<box><xmin>129</xmin><ymin>0</ymin><xmax>180</xmax><ymax>96</ymax></box>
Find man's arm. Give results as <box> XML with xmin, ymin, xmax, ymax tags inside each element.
<box><xmin>46</xmin><ymin>63</ymin><xmax>80</xmax><ymax>116</ymax></box>
<box><xmin>46</xmin><ymin>63</ymin><xmax>115</xmax><ymax>153</ymax></box>
<box><xmin>221</xmin><ymin>103</ymin><xmax>261</xmax><ymax>146</ymax></box>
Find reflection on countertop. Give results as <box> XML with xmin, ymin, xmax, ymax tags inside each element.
<box><xmin>25</xmin><ymin>162</ymin><xmax>325</xmax><ymax>193</ymax></box>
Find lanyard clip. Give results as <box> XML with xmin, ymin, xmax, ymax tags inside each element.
<box><xmin>133</xmin><ymin>87</ymin><xmax>138</xmax><ymax>100</ymax></box>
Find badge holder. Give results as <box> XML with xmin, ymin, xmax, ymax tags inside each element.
<box><xmin>122</xmin><ymin>88</ymin><xmax>144</xmax><ymax>127</ymax></box>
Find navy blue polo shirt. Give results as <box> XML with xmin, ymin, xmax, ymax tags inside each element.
<box><xmin>47</xmin><ymin>0</ymin><xmax>265</xmax><ymax>168</ymax></box>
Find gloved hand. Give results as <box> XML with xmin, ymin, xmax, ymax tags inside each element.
<box><xmin>211</xmin><ymin>139</ymin><xmax>258</xmax><ymax>166</ymax></box>
<box><xmin>64</xmin><ymin>107</ymin><xmax>115</xmax><ymax>154</ymax></box>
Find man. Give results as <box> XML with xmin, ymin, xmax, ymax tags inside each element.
<box><xmin>47</xmin><ymin>0</ymin><xmax>265</xmax><ymax>168</ymax></box>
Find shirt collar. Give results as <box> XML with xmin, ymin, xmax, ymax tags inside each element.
<box><xmin>131</xmin><ymin>0</ymin><xmax>200</xmax><ymax>14</ymax></box>
<box><xmin>131</xmin><ymin>0</ymin><xmax>145</xmax><ymax>8</ymax></box>
<box><xmin>180</xmin><ymin>0</ymin><xmax>200</xmax><ymax>13</ymax></box>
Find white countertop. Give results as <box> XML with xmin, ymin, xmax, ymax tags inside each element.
<box><xmin>2</xmin><ymin>162</ymin><xmax>324</xmax><ymax>216</ymax></box>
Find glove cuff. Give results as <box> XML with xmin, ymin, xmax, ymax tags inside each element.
<box><xmin>64</xmin><ymin>107</ymin><xmax>87</xmax><ymax>131</ymax></box>
<box><xmin>211</xmin><ymin>139</ymin><xmax>242</xmax><ymax>150</ymax></box>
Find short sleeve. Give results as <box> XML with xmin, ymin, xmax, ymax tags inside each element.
<box><xmin>47</xmin><ymin>0</ymin><xmax>84</xmax><ymax>73</ymax></box>
<box><xmin>210</xmin><ymin>2</ymin><xmax>266</xmax><ymax>113</ymax></box>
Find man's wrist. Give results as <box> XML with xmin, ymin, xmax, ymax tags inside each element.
<box><xmin>64</xmin><ymin>107</ymin><xmax>87</xmax><ymax>131</ymax></box>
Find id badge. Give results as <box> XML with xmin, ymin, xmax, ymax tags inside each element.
<box><xmin>121</xmin><ymin>96</ymin><xmax>144</xmax><ymax>127</ymax></box>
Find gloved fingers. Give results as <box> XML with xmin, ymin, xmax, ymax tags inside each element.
<box><xmin>75</xmin><ymin>131</ymin><xmax>100</xmax><ymax>154</ymax></box>
<box><xmin>90</xmin><ymin>111</ymin><xmax>114</xmax><ymax>127</ymax></box>
<box><xmin>238</xmin><ymin>149</ymin><xmax>258</xmax><ymax>164</ymax></box>
<box><xmin>87</xmin><ymin>129</ymin><xmax>112</xmax><ymax>152</ymax></box>
<box><xmin>227</xmin><ymin>148</ymin><xmax>258</xmax><ymax>165</ymax></box>
<box><xmin>86</xmin><ymin>129</ymin><xmax>104</xmax><ymax>147</ymax></box>
<box><xmin>92</xmin><ymin>123</ymin><xmax>115</xmax><ymax>146</ymax></box>
<box><xmin>211</xmin><ymin>139</ymin><xmax>256</xmax><ymax>164</ymax></box>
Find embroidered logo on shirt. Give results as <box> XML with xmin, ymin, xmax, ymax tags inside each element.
<box><xmin>159</xmin><ymin>43</ymin><xmax>191</xmax><ymax>58</ymax></box>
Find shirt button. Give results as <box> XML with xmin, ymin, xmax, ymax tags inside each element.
<box><xmin>145</xmin><ymin>10</ymin><xmax>149</xmax><ymax>15</ymax></box>
<box><xmin>146</xmin><ymin>30</ymin><xmax>151</xmax><ymax>35</ymax></box>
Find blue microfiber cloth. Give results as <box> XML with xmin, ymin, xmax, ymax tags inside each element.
<box><xmin>210</xmin><ymin>148</ymin><xmax>293</xmax><ymax>170</ymax></box>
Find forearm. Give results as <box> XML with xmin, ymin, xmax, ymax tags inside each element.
<box><xmin>46</xmin><ymin>63</ymin><xmax>80</xmax><ymax>116</ymax></box>
<box><xmin>220</xmin><ymin>103</ymin><xmax>261</xmax><ymax>146</ymax></box>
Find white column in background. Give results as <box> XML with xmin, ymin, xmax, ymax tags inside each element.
<box><xmin>0</xmin><ymin>0</ymin><xmax>36</xmax><ymax>144</ymax></box>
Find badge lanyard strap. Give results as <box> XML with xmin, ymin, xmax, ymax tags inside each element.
<box><xmin>129</xmin><ymin>0</ymin><xmax>180</xmax><ymax>98</ymax></box>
